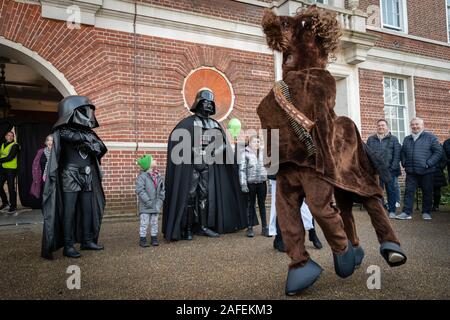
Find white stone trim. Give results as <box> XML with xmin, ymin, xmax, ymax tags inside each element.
<box><xmin>366</xmin><ymin>25</ymin><xmax>450</xmax><ymax>48</ymax></box>
<box><xmin>361</xmin><ymin>47</ymin><xmax>450</xmax><ymax>81</ymax></box>
<box><xmin>231</xmin><ymin>0</ymin><xmax>272</xmax><ymax>8</ymax></box>
<box><xmin>0</xmin><ymin>36</ymin><xmax>76</xmax><ymax>96</ymax></box>
<box><xmin>104</xmin><ymin>141</ymin><xmax>167</xmax><ymax>151</ymax></box>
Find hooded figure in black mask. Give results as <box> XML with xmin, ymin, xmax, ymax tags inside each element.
<box><xmin>41</xmin><ymin>95</ymin><xmax>107</xmax><ymax>259</ymax></box>
<box><xmin>162</xmin><ymin>88</ymin><xmax>247</xmax><ymax>241</ymax></box>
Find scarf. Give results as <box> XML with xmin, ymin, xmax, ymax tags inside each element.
<box><xmin>377</xmin><ymin>132</ymin><xmax>389</xmax><ymax>141</ymax></box>
<box><xmin>149</xmin><ymin>168</ymin><xmax>159</xmax><ymax>189</ymax></box>
<box><xmin>411</xmin><ymin>130</ymin><xmax>424</xmax><ymax>142</ymax></box>
<box><xmin>42</xmin><ymin>147</ymin><xmax>51</xmax><ymax>182</ymax></box>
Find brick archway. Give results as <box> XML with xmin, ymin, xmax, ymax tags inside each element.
<box><xmin>0</xmin><ymin>37</ymin><xmax>76</xmax><ymax>97</ymax></box>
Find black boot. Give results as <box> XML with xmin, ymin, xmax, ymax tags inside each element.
<box><xmin>273</xmin><ymin>237</ymin><xmax>286</xmax><ymax>252</ymax></box>
<box><xmin>246</xmin><ymin>227</ymin><xmax>254</xmax><ymax>238</ymax></box>
<box><xmin>140</xmin><ymin>237</ymin><xmax>149</xmax><ymax>247</ymax></box>
<box><xmin>198</xmin><ymin>226</ymin><xmax>220</xmax><ymax>237</ymax></box>
<box><xmin>63</xmin><ymin>246</ymin><xmax>81</xmax><ymax>258</ymax></box>
<box><xmin>151</xmin><ymin>236</ymin><xmax>159</xmax><ymax>246</ymax></box>
<box><xmin>80</xmin><ymin>241</ymin><xmax>104</xmax><ymax>250</ymax></box>
<box><xmin>308</xmin><ymin>229</ymin><xmax>323</xmax><ymax>249</ymax></box>
<box><xmin>261</xmin><ymin>226</ymin><xmax>270</xmax><ymax>237</ymax></box>
<box><xmin>183</xmin><ymin>228</ymin><xmax>193</xmax><ymax>240</ymax></box>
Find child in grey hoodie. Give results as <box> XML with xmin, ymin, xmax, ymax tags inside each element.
<box><xmin>136</xmin><ymin>155</ymin><xmax>165</xmax><ymax>247</ymax></box>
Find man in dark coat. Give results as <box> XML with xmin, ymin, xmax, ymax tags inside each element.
<box><xmin>162</xmin><ymin>89</ymin><xmax>247</xmax><ymax>241</ymax></box>
<box><xmin>397</xmin><ymin>117</ymin><xmax>443</xmax><ymax>221</ymax></box>
<box><xmin>367</xmin><ymin>119</ymin><xmax>401</xmax><ymax>218</ymax></box>
<box><xmin>444</xmin><ymin>136</ymin><xmax>450</xmax><ymax>184</ymax></box>
<box><xmin>41</xmin><ymin>96</ymin><xmax>107</xmax><ymax>259</ymax></box>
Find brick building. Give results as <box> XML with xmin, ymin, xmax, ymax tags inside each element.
<box><xmin>0</xmin><ymin>0</ymin><xmax>449</xmax><ymax>215</ymax></box>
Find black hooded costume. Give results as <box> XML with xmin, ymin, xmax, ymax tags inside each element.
<box><xmin>41</xmin><ymin>96</ymin><xmax>107</xmax><ymax>259</ymax></box>
<box><xmin>162</xmin><ymin>89</ymin><xmax>247</xmax><ymax>241</ymax></box>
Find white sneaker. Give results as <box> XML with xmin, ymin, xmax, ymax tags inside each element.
<box><xmin>388</xmin><ymin>252</ymin><xmax>405</xmax><ymax>264</ymax></box>
<box><xmin>422</xmin><ymin>213</ymin><xmax>432</xmax><ymax>220</ymax></box>
<box><xmin>396</xmin><ymin>212</ymin><xmax>412</xmax><ymax>220</ymax></box>
<box><xmin>389</xmin><ymin>212</ymin><xmax>396</xmax><ymax>219</ymax></box>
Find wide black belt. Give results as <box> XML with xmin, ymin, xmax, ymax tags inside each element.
<box><xmin>64</xmin><ymin>164</ymin><xmax>92</xmax><ymax>175</ymax></box>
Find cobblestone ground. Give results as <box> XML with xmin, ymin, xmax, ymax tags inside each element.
<box><xmin>0</xmin><ymin>209</ymin><xmax>449</xmax><ymax>300</ymax></box>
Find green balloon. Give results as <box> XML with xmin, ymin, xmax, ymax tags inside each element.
<box><xmin>227</xmin><ymin>118</ymin><xmax>241</xmax><ymax>139</ymax></box>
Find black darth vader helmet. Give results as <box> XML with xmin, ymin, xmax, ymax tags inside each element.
<box><xmin>190</xmin><ymin>88</ymin><xmax>216</xmax><ymax>117</ymax></box>
<box><xmin>53</xmin><ymin>95</ymin><xmax>99</xmax><ymax>129</ymax></box>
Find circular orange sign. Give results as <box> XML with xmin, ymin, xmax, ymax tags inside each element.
<box><xmin>183</xmin><ymin>67</ymin><xmax>234</xmax><ymax>122</ymax></box>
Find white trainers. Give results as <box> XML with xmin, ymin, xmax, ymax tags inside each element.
<box><xmin>422</xmin><ymin>213</ymin><xmax>432</xmax><ymax>220</ymax></box>
<box><xmin>388</xmin><ymin>252</ymin><xmax>405</xmax><ymax>264</ymax></box>
<box><xmin>389</xmin><ymin>212</ymin><xmax>396</xmax><ymax>219</ymax></box>
<box><xmin>396</xmin><ymin>212</ymin><xmax>412</xmax><ymax>220</ymax></box>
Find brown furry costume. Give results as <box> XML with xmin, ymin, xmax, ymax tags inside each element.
<box><xmin>257</xmin><ymin>6</ymin><xmax>401</xmax><ymax>270</ymax></box>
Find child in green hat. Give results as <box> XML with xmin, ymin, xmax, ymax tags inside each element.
<box><xmin>135</xmin><ymin>154</ymin><xmax>165</xmax><ymax>247</ymax></box>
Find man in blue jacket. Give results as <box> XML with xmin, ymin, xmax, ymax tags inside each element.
<box><xmin>367</xmin><ymin>119</ymin><xmax>401</xmax><ymax>219</ymax></box>
<box><xmin>397</xmin><ymin>118</ymin><xmax>443</xmax><ymax>220</ymax></box>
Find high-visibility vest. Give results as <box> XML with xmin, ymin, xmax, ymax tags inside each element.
<box><xmin>0</xmin><ymin>142</ymin><xmax>18</xmax><ymax>169</ymax></box>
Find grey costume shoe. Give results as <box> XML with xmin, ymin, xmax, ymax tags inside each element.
<box><xmin>285</xmin><ymin>259</ymin><xmax>323</xmax><ymax>296</ymax></box>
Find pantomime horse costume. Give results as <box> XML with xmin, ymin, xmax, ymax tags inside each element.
<box><xmin>257</xmin><ymin>6</ymin><xmax>407</xmax><ymax>295</ymax></box>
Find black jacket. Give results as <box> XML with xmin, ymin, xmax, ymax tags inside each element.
<box><xmin>401</xmin><ymin>131</ymin><xmax>443</xmax><ymax>175</ymax></box>
<box><xmin>433</xmin><ymin>146</ymin><xmax>448</xmax><ymax>187</ymax></box>
<box><xmin>367</xmin><ymin>132</ymin><xmax>401</xmax><ymax>176</ymax></box>
<box><xmin>444</xmin><ymin>138</ymin><xmax>450</xmax><ymax>183</ymax></box>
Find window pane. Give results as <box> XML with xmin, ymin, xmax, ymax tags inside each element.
<box><xmin>398</xmin><ymin>78</ymin><xmax>404</xmax><ymax>91</ymax></box>
<box><xmin>399</xmin><ymin>92</ymin><xmax>405</xmax><ymax>105</ymax></box>
<box><xmin>399</xmin><ymin>118</ymin><xmax>405</xmax><ymax>132</ymax></box>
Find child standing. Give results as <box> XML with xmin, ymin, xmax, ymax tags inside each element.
<box><xmin>136</xmin><ymin>155</ymin><xmax>165</xmax><ymax>247</ymax></box>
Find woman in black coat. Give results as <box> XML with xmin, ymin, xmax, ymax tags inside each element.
<box><xmin>432</xmin><ymin>147</ymin><xmax>448</xmax><ymax>211</ymax></box>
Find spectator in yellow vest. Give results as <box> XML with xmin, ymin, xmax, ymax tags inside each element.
<box><xmin>0</xmin><ymin>131</ymin><xmax>20</xmax><ymax>215</ymax></box>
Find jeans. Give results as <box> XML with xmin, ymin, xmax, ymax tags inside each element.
<box><xmin>248</xmin><ymin>182</ymin><xmax>267</xmax><ymax>228</ymax></box>
<box><xmin>403</xmin><ymin>173</ymin><xmax>433</xmax><ymax>216</ymax></box>
<box><xmin>0</xmin><ymin>169</ymin><xmax>17</xmax><ymax>209</ymax></box>
<box><xmin>380</xmin><ymin>175</ymin><xmax>397</xmax><ymax>213</ymax></box>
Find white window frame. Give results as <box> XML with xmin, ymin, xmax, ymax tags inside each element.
<box><xmin>383</xmin><ymin>76</ymin><xmax>410</xmax><ymax>143</ymax></box>
<box><xmin>312</xmin><ymin>0</ymin><xmax>329</xmax><ymax>5</ymax></box>
<box><xmin>446</xmin><ymin>0</ymin><xmax>450</xmax><ymax>42</ymax></box>
<box><xmin>380</xmin><ymin>0</ymin><xmax>408</xmax><ymax>33</ymax></box>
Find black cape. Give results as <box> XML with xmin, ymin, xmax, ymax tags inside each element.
<box><xmin>41</xmin><ymin>129</ymin><xmax>106</xmax><ymax>259</ymax></box>
<box><xmin>162</xmin><ymin>115</ymin><xmax>247</xmax><ymax>241</ymax></box>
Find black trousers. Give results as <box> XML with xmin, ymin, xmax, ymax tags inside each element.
<box><xmin>248</xmin><ymin>182</ymin><xmax>267</xmax><ymax>228</ymax></box>
<box><xmin>63</xmin><ymin>191</ymin><xmax>94</xmax><ymax>247</ymax></box>
<box><xmin>0</xmin><ymin>169</ymin><xmax>17</xmax><ymax>209</ymax></box>
<box><xmin>433</xmin><ymin>186</ymin><xmax>441</xmax><ymax>209</ymax></box>
<box><xmin>403</xmin><ymin>173</ymin><xmax>433</xmax><ymax>215</ymax></box>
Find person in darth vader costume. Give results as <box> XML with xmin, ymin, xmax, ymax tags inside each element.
<box><xmin>162</xmin><ymin>89</ymin><xmax>247</xmax><ymax>241</ymax></box>
<box><xmin>41</xmin><ymin>96</ymin><xmax>107</xmax><ymax>259</ymax></box>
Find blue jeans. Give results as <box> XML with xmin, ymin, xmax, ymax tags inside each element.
<box><xmin>403</xmin><ymin>173</ymin><xmax>433</xmax><ymax>216</ymax></box>
<box><xmin>380</xmin><ymin>176</ymin><xmax>397</xmax><ymax>213</ymax></box>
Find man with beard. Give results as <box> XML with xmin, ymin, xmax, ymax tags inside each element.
<box><xmin>162</xmin><ymin>88</ymin><xmax>247</xmax><ymax>241</ymax></box>
<box><xmin>41</xmin><ymin>95</ymin><xmax>107</xmax><ymax>259</ymax></box>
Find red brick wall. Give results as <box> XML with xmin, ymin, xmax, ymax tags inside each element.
<box><xmin>0</xmin><ymin>0</ymin><xmax>274</xmax><ymax>214</ymax></box>
<box><xmin>414</xmin><ymin>77</ymin><xmax>450</xmax><ymax>142</ymax></box>
<box><xmin>136</xmin><ymin>0</ymin><xmax>266</xmax><ymax>25</ymax></box>
<box><xmin>358</xmin><ymin>69</ymin><xmax>450</xmax><ymax>144</ymax></box>
<box><xmin>358</xmin><ymin>68</ymin><xmax>385</xmax><ymax>141</ymax></box>
<box><xmin>359</xmin><ymin>0</ymin><xmax>449</xmax><ymax>44</ymax></box>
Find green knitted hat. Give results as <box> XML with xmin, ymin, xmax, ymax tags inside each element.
<box><xmin>137</xmin><ymin>154</ymin><xmax>153</xmax><ymax>171</ymax></box>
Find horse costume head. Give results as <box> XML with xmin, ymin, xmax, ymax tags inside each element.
<box><xmin>261</xmin><ymin>5</ymin><xmax>341</xmax><ymax>75</ymax></box>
